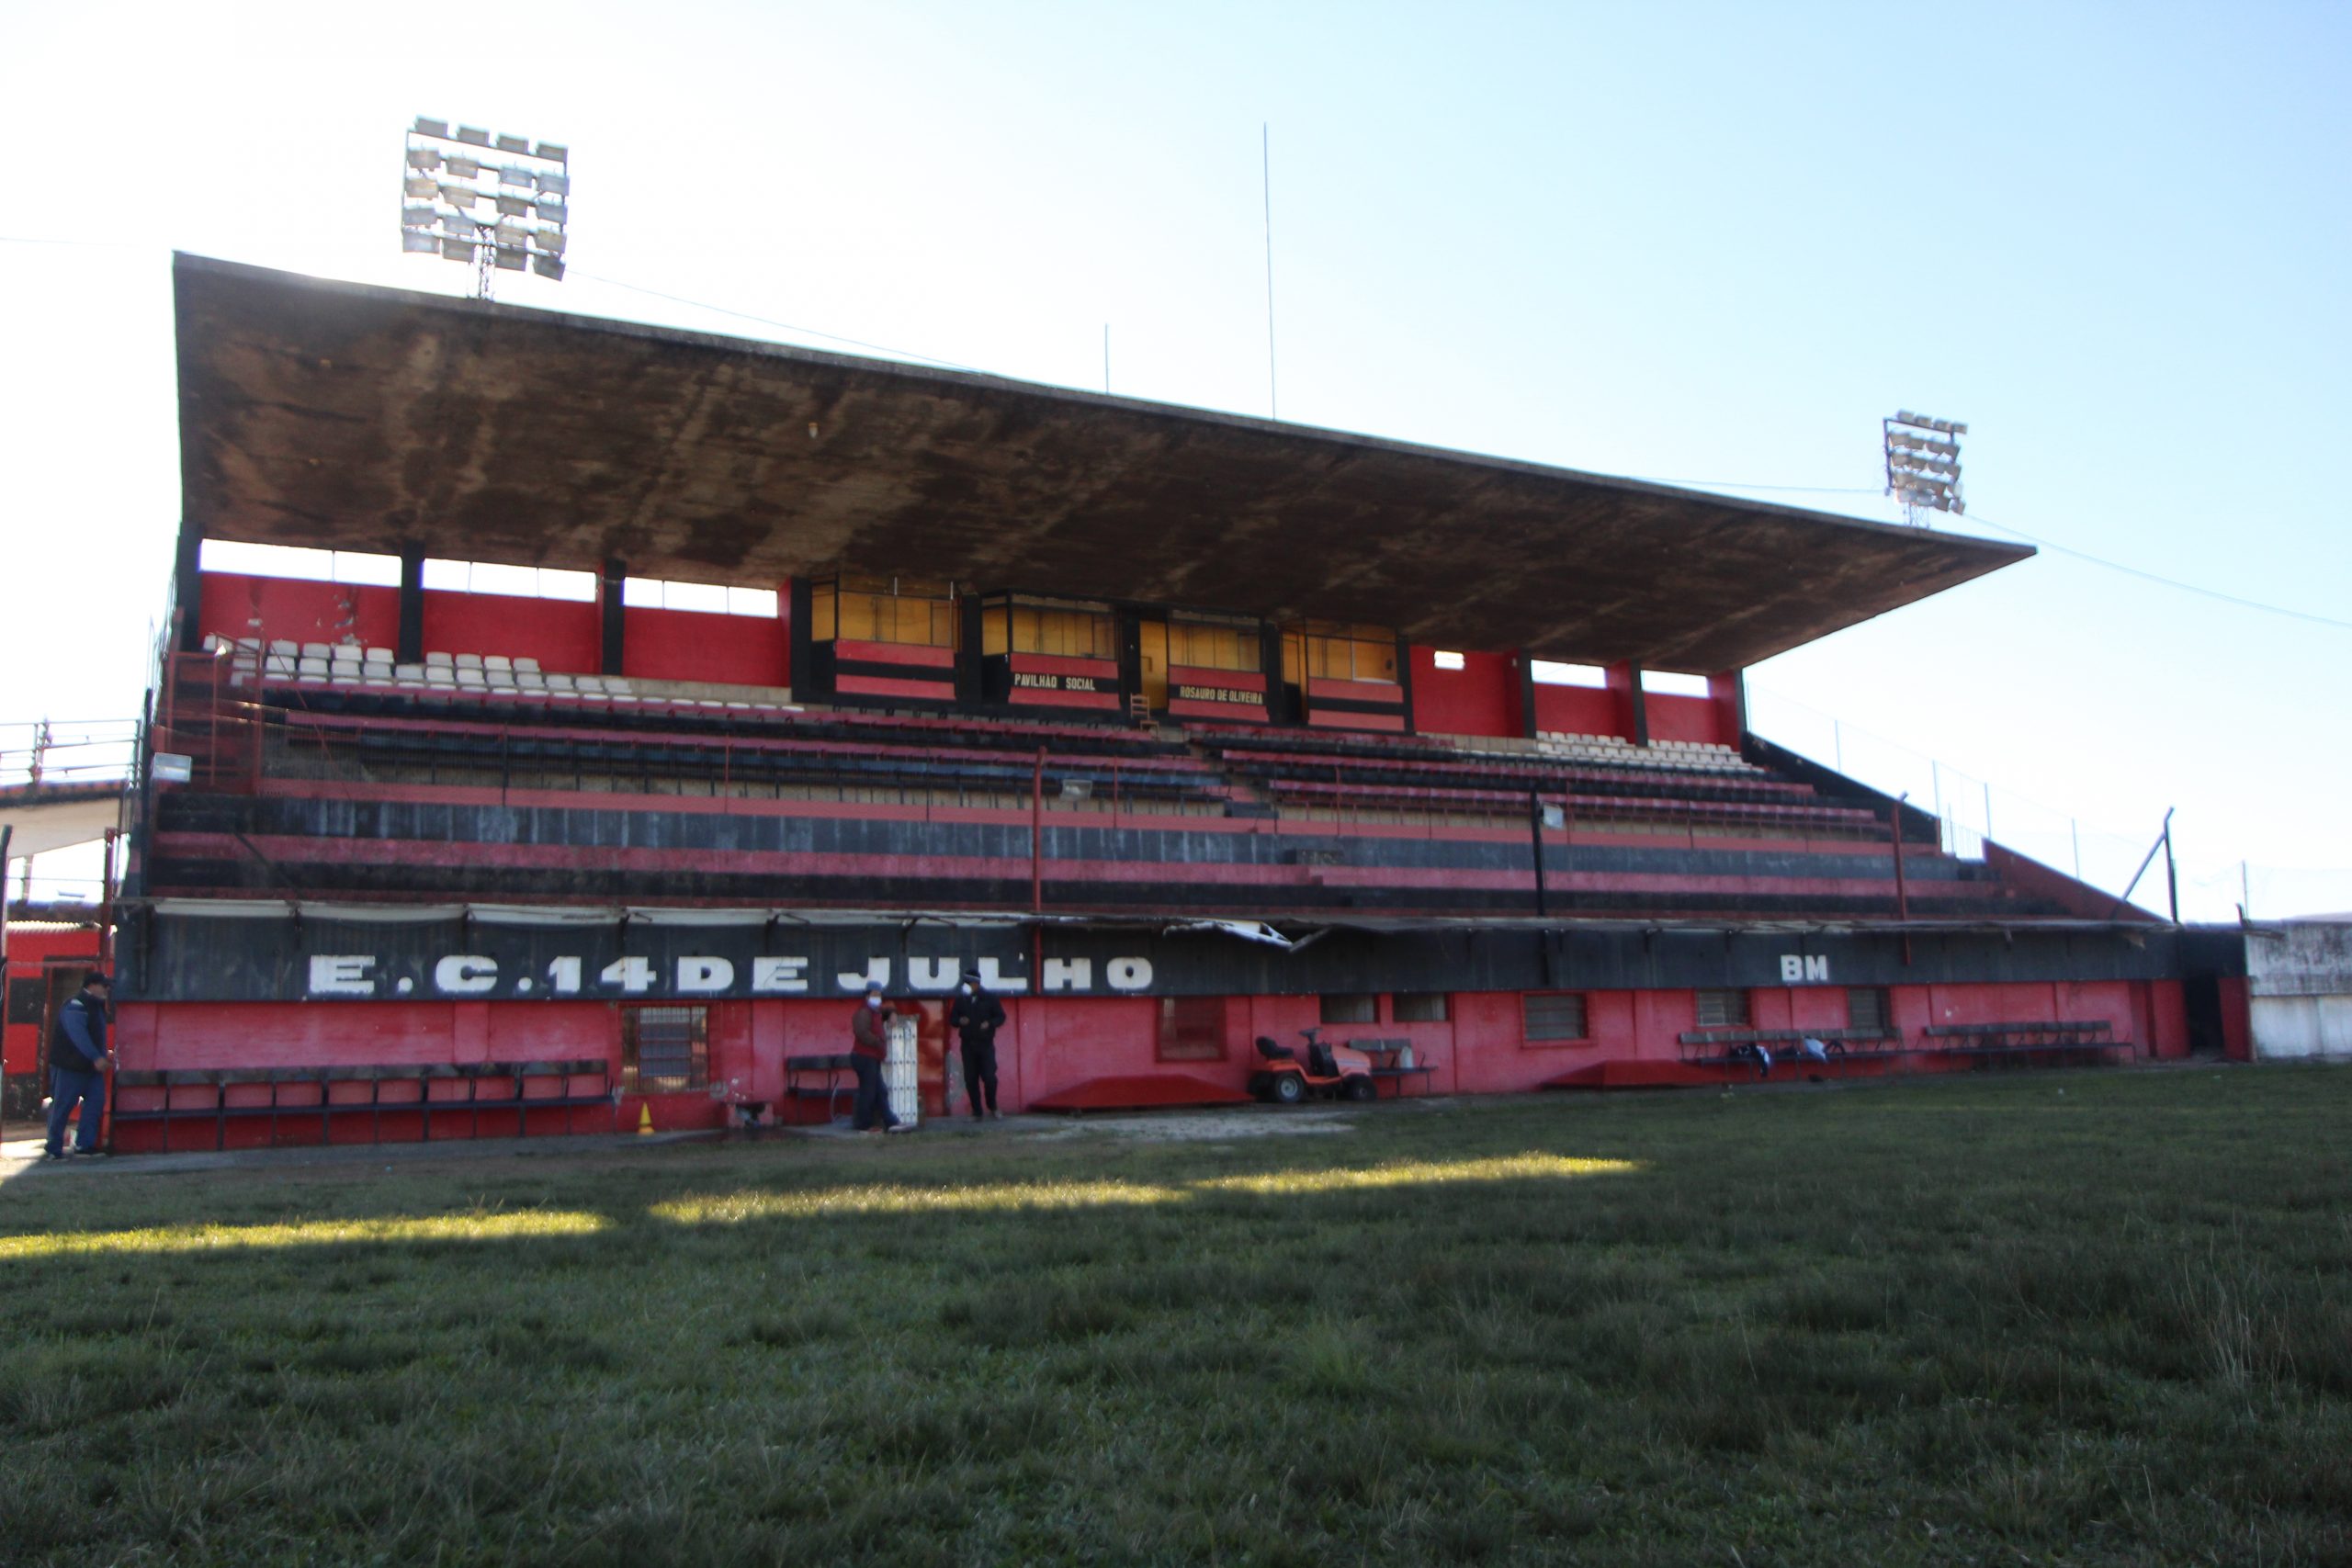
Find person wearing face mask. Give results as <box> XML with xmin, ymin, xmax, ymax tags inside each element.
<box><xmin>945</xmin><ymin>969</ymin><xmax>1007</xmax><ymax>1122</ymax></box>
<box><xmin>849</xmin><ymin>980</ymin><xmax>907</xmax><ymax>1134</ymax></box>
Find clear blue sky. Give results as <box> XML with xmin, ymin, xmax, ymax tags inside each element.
<box><xmin>3</xmin><ymin>0</ymin><xmax>2346</xmax><ymax>918</ymax></box>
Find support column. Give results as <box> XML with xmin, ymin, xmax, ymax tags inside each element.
<box><xmin>1516</xmin><ymin>651</ymin><xmax>1538</xmax><ymax>740</ymax></box>
<box><xmin>1393</xmin><ymin>633</ymin><xmax>1417</xmax><ymax>735</ymax></box>
<box><xmin>1707</xmin><ymin>669</ymin><xmax>1747</xmax><ymax>750</ymax></box>
<box><xmin>171</xmin><ymin>523</ymin><xmax>206</xmax><ymax>653</ymax></box>
<box><xmin>1607</xmin><ymin>661</ymin><xmax>1648</xmax><ymax>747</ymax></box>
<box><xmin>787</xmin><ymin>577</ymin><xmax>812</xmax><ymax>696</ymax></box>
<box><xmin>396</xmin><ymin>545</ymin><xmax>426</xmax><ymax>665</ymax></box>
<box><xmin>600</xmin><ymin>558</ymin><xmax>626</xmax><ymax>677</ymax></box>
<box><xmin>1259</xmin><ymin>623</ymin><xmax>1291</xmax><ymax>724</ymax></box>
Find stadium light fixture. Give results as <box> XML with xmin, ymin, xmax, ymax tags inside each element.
<box><xmin>1883</xmin><ymin>411</ymin><xmax>1969</xmax><ymax>526</ymax></box>
<box><xmin>401</xmin><ymin>116</ymin><xmax>568</xmax><ymax>299</ymax></box>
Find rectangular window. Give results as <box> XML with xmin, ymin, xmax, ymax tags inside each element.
<box><xmin>1694</xmin><ymin>989</ymin><xmax>1750</xmax><ymax>1029</ymax></box>
<box><xmin>1393</xmin><ymin>993</ymin><xmax>1449</xmax><ymax>1022</ymax></box>
<box><xmin>1167</xmin><ymin>615</ymin><xmax>1261</xmax><ymax>672</ymax></box>
<box><xmin>1530</xmin><ymin>660</ymin><xmax>1607</xmax><ymax>688</ymax></box>
<box><xmin>1295</xmin><ymin>621</ymin><xmax>1398</xmax><ymax>684</ymax></box>
<box><xmin>622</xmin><ymin>579</ymin><xmax>778</xmax><ymax>617</ymax></box>
<box><xmin>1157</xmin><ymin>997</ymin><xmax>1227</xmax><ymax>1062</ymax></box>
<box><xmin>1522</xmin><ymin>992</ymin><xmax>1589</xmax><ymax>1042</ymax></box>
<box><xmin>1431</xmin><ymin>650</ymin><xmax>1466</xmax><ymax>671</ymax></box>
<box><xmin>1640</xmin><ymin>670</ymin><xmax>1712</xmax><ymax>697</ymax></box>
<box><xmin>1846</xmin><ymin>987</ymin><xmax>1890</xmax><ymax>1033</ymax></box>
<box><xmin>811</xmin><ymin>574</ymin><xmax>956</xmax><ymax>649</ymax></box>
<box><xmin>621</xmin><ymin>1006</ymin><xmax>707</xmax><ymax>1092</ymax></box>
<box><xmin>1318</xmin><ymin>994</ymin><xmax>1376</xmax><ymax>1024</ymax></box>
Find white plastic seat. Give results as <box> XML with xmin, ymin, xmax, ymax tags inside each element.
<box><xmin>425</xmin><ymin>650</ymin><xmax>454</xmax><ymax>668</ymax></box>
<box><xmin>268</xmin><ymin>639</ymin><xmax>299</xmax><ymax>657</ymax></box>
<box><xmin>513</xmin><ymin>657</ymin><xmax>540</xmax><ymax>673</ymax></box>
<box><xmin>484</xmin><ymin>654</ymin><xmax>512</xmax><ymax>671</ymax></box>
<box><xmin>455</xmin><ymin>652</ymin><xmax>483</xmax><ymax>670</ymax></box>
<box><xmin>425</xmin><ymin>667</ymin><xmax>456</xmax><ymax>685</ymax></box>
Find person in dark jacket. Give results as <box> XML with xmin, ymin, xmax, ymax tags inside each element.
<box><xmin>946</xmin><ymin>970</ymin><xmax>1007</xmax><ymax>1121</ymax></box>
<box><xmin>45</xmin><ymin>971</ymin><xmax>113</xmax><ymax>1161</ymax></box>
<box><xmin>848</xmin><ymin>981</ymin><xmax>906</xmax><ymax>1134</ymax></box>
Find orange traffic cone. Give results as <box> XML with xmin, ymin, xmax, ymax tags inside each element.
<box><xmin>636</xmin><ymin>1104</ymin><xmax>654</xmax><ymax>1136</ymax></box>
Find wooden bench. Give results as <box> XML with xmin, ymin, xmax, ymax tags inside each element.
<box><xmin>111</xmin><ymin>1059</ymin><xmax>615</xmax><ymax>1151</ymax></box>
<box><xmin>784</xmin><ymin>1054</ymin><xmax>858</xmax><ymax>1121</ymax></box>
<box><xmin>1919</xmin><ymin>1021</ymin><xmax>2129</xmax><ymax>1065</ymax></box>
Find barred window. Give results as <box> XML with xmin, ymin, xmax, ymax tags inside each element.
<box><xmin>1695</xmin><ymin>989</ymin><xmax>1750</xmax><ymax>1029</ymax></box>
<box><xmin>1318</xmin><ymin>994</ymin><xmax>1376</xmax><ymax>1024</ymax></box>
<box><xmin>1394</xmin><ymin>993</ymin><xmax>1449</xmax><ymax>1022</ymax></box>
<box><xmin>1846</xmin><ymin>987</ymin><xmax>1890</xmax><ymax>1033</ymax></box>
<box><xmin>622</xmin><ymin>1006</ymin><xmax>707</xmax><ymax>1092</ymax></box>
<box><xmin>1523</xmin><ymin>992</ymin><xmax>1589</xmax><ymax>1043</ymax></box>
<box><xmin>1158</xmin><ymin>997</ymin><xmax>1226</xmax><ymax>1062</ymax></box>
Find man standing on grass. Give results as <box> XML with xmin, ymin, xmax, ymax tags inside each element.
<box><xmin>849</xmin><ymin>980</ymin><xmax>907</xmax><ymax>1134</ymax></box>
<box><xmin>44</xmin><ymin>971</ymin><xmax>113</xmax><ymax>1162</ymax></box>
<box><xmin>947</xmin><ymin>969</ymin><xmax>1007</xmax><ymax>1121</ymax></box>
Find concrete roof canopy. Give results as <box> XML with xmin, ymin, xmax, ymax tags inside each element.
<box><xmin>172</xmin><ymin>254</ymin><xmax>2030</xmax><ymax>672</ymax></box>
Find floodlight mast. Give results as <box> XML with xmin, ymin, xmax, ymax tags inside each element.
<box><xmin>400</xmin><ymin>118</ymin><xmax>569</xmax><ymax>301</ymax></box>
<box><xmin>1883</xmin><ymin>411</ymin><xmax>1969</xmax><ymax>527</ymax></box>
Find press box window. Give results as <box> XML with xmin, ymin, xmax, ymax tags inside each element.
<box><xmin>809</xmin><ymin>574</ymin><xmax>957</xmax><ymax>649</ymax></box>
<box><xmin>622</xmin><ymin>1006</ymin><xmax>707</xmax><ymax>1092</ymax></box>
<box><xmin>1158</xmin><ymin>997</ymin><xmax>1227</xmax><ymax>1062</ymax></box>
<box><xmin>980</xmin><ymin>595</ymin><xmax>1116</xmax><ymax>660</ymax></box>
<box><xmin>1318</xmin><ymin>994</ymin><xmax>1376</xmax><ymax>1024</ymax></box>
<box><xmin>1846</xmin><ymin>987</ymin><xmax>1890</xmax><ymax>1033</ymax></box>
<box><xmin>1287</xmin><ymin>621</ymin><xmax>1397</xmax><ymax>685</ymax></box>
<box><xmin>1695</xmin><ymin>989</ymin><xmax>1750</xmax><ymax>1029</ymax></box>
<box><xmin>1522</xmin><ymin>992</ymin><xmax>1589</xmax><ymax>1043</ymax></box>
<box><xmin>1167</xmin><ymin>615</ymin><xmax>1261</xmax><ymax>672</ymax></box>
<box><xmin>1393</xmin><ymin>993</ymin><xmax>1449</xmax><ymax>1022</ymax></box>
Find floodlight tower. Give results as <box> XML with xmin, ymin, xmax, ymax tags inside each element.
<box><xmin>1883</xmin><ymin>411</ymin><xmax>1968</xmax><ymax>527</ymax></box>
<box><xmin>401</xmin><ymin>118</ymin><xmax>569</xmax><ymax>300</ymax></box>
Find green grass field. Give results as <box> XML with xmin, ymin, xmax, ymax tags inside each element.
<box><xmin>5</xmin><ymin>1066</ymin><xmax>2349</xmax><ymax>1567</ymax></box>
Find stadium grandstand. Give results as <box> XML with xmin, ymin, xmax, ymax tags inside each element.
<box><xmin>21</xmin><ymin>254</ymin><xmax>2256</xmax><ymax>1149</ymax></box>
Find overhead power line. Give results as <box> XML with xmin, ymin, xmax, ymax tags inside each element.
<box><xmin>1961</xmin><ymin>511</ymin><xmax>2352</xmax><ymax>633</ymax></box>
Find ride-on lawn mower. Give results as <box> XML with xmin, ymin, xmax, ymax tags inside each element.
<box><xmin>1250</xmin><ymin>1028</ymin><xmax>1376</xmax><ymax>1104</ymax></box>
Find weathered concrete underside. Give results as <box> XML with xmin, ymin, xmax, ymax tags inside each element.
<box><xmin>174</xmin><ymin>254</ymin><xmax>2030</xmax><ymax>672</ymax></box>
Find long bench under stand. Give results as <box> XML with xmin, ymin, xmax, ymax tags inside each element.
<box><xmin>1918</xmin><ymin>1021</ymin><xmax>2131</xmax><ymax>1066</ymax></box>
<box><xmin>1675</xmin><ymin>1027</ymin><xmax>1902</xmax><ymax>1067</ymax></box>
<box><xmin>111</xmin><ymin>1059</ymin><xmax>616</xmax><ymax>1151</ymax></box>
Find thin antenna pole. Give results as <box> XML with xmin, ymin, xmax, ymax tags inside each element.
<box><xmin>1102</xmin><ymin>324</ymin><xmax>1111</xmax><ymax>394</ymax></box>
<box><xmin>1261</xmin><ymin>123</ymin><xmax>1277</xmax><ymax>420</ymax></box>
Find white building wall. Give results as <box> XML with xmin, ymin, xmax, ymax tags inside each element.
<box><xmin>2246</xmin><ymin>919</ymin><xmax>2352</xmax><ymax>1061</ymax></box>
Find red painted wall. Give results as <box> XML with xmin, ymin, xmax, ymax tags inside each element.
<box><xmin>198</xmin><ymin>573</ymin><xmax>401</xmax><ymax>649</ymax></box>
<box><xmin>1531</xmin><ymin>682</ymin><xmax>1621</xmax><ymax>739</ymax></box>
<box><xmin>2216</xmin><ymin>976</ymin><xmax>2251</xmax><ymax>1061</ymax></box>
<box><xmin>1409</xmin><ymin>649</ymin><xmax>1521</xmax><ymax>739</ymax></box>
<box><xmin>3</xmin><ymin>927</ymin><xmax>104</xmax><ymax>1077</ymax></box>
<box><xmin>107</xmin><ymin>971</ymin><xmax>2174</xmax><ymax>1149</ymax></box>
<box><xmin>421</xmin><ymin>589</ymin><xmax>601</xmax><ymax>673</ymax></box>
<box><xmin>1645</xmin><ymin>693</ymin><xmax>1726</xmax><ymax>746</ymax></box>
<box><xmin>624</xmin><ymin>605</ymin><xmax>789</xmax><ymax>688</ymax></box>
